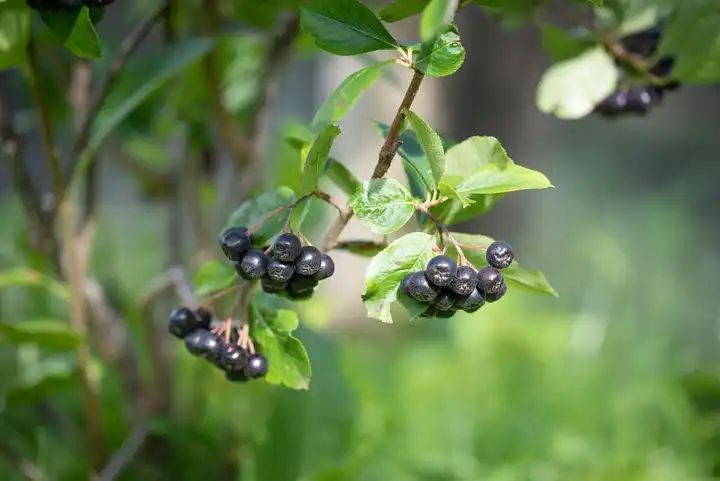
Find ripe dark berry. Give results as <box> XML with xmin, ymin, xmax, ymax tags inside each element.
<box><xmin>456</xmin><ymin>288</ymin><xmax>485</xmax><ymax>312</ymax></box>
<box><xmin>236</xmin><ymin>249</ymin><xmax>268</xmax><ymax>280</ymax></box>
<box><xmin>406</xmin><ymin>271</ymin><xmax>440</xmax><ymax>302</ymax></box>
<box><xmin>272</xmin><ymin>233</ymin><xmax>302</xmax><ymax>262</ymax></box>
<box><xmin>450</xmin><ymin>266</ymin><xmax>478</xmax><ymax>295</ymax></box>
<box><xmin>219</xmin><ymin>227</ymin><xmax>251</xmax><ymax>261</ymax></box>
<box><xmin>486</xmin><ymin>241</ymin><xmax>514</xmax><ymax>269</ymax></box>
<box><xmin>400</xmin><ymin>272</ymin><xmax>413</xmax><ymax>296</ymax></box>
<box><xmin>294</xmin><ymin>246</ymin><xmax>322</xmax><ymax>276</ymax></box>
<box><xmin>425</xmin><ymin>255</ymin><xmax>457</xmax><ymax>287</ymax></box>
<box><xmin>221</xmin><ymin>344</ymin><xmax>247</xmax><ymax>372</ymax></box>
<box><xmin>267</xmin><ymin>259</ymin><xmax>295</xmax><ymax>283</ymax></box>
<box><xmin>433</xmin><ymin>290</ymin><xmax>457</xmax><ymax>311</ymax></box>
<box><xmin>620</xmin><ymin>27</ymin><xmax>661</xmax><ymax>58</ymax></box>
<box><xmin>245</xmin><ymin>353</ymin><xmax>269</xmax><ymax>378</ymax></box>
<box><xmin>625</xmin><ymin>87</ymin><xmax>660</xmax><ymax>114</ymax></box>
<box><xmin>312</xmin><ymin>255</ymin><xmax>335</xmax><ymax>281</ymax></box>
<box><xmin>485</xmin><ymin>282</ymin><xmax>507</xmax><ymax>303</ymax></box>
<box><xmin>435</xmin><ymin>309</ymin><xmax>456</xmax><ymax>319</ymax></box>
<box><xmin>420</xmin><ymin>306</ymin><xmax>437</xmax><ymax>318</ymax></box>
<box><xmin>288</xmin><ymin>275</ymin><xmax>319</xmax><ymax>293</ymax></box>
<box><xmin>195</xmin><ymin>307</ymin><xmax>212</xmax><ymax>329</ymax></box>
<box><xmin>287</xmin><ymin>288</ymin><xmax>314</xmax><ymax>300</ymax></box>
<box><xmin>168</xmin><ymin>307</ymin><xmax>199</xmax><ymax>339</ymax></box>
<box><xmin>261</xmin><ymin>276</ymin><xmax>287</xmax><ymax>294</ymax></box>
<box><xmin>202</xmin><ymin>333</ymin><xmax>224</xmax><ymax>363</ymax></box>
<box><xmin>184</xmin><ymin>329</ymin><xmax>211</xmax><ymax>356</ymax></box>
<box><xmin>477</xmin><ymin>266</ymin><xmax>504</xmax><ymax>294</ymax></box>
<box><xmin>225</xmin><ymin>369</ymin><xmax>249</xmax><ymax>382</ymax></box>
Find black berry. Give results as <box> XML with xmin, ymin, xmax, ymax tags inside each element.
<box><xmin>400</xmin><ymin>272</ymin><xmax>413</xmax><ymax>296</ymax></box>
<box><xmin>219</xmin><ymin>227</ymin><xmax>251</xmax><ymax>261</ymax></box>
<box><xmin>406</xmin><ymin>271</ymin><xmax>440</xmax><ymax>302</ymax></box>
<box><xmin>456</xmin><ymin>288</ymin><xmax>485</xmax><ymax>312</ymax></box>
<box><xmin>261</xmin><ymin>276</ymin><xmax>287</xmax><ymax>294</ymax></box>
<box><xmin>267</xmin><ymin>259</ymin><xmax>295</xmax><ymax>283</ymax></box>
<box><xmin>433</xmin><ymin>290</ymin><xmax>457</xmax><ymax>311</ymax></box>
<box><xmin>450</xmin><ymin>266</ymin><xmax>478</xmax><ymax>295</ymax></box>
<box><xmin>435</xmin><ymin>309</ymin><xmax>456</xmax><ymax>319</ymax></box>
<box><xmin>245</xmin><ymin>353</ymin><xmax>269</xmax><ymax>378</ymax></box>
<box><xmin>195</xmin><ymin>307</ymin><xmax>212</xmax><ymax>329</ymax></box>
<box><xmin>185</xmin><ymin>329</ymin><xmax>211</xmax><ymax>356</ymax></box>
<box><xmin>272</xmin><ymin>233</ymin><xmax>302</xmax><ymax>262</ymax></box>
<box><xmin>620</xmin><ymin>27</ymin><xmax>661</xmax><ymax>58</ymax></box>
<box><xmin>221</xmin><ymin>344</ymin><xmax>247</xmax><ymax>372</ymax></box>
<box><xmin>425</xmin><ymin>255</ymin><xmax>457</xmax><ymax>287</ymax></box>
<box><xmin>287</xmin><ymin>289</ymin><xmax>314</xmax><ymax>300</ymax></box>
<box><xmin>477</xmin><ymin>266</ymin><xmax>504</xmax><ymax>294</ymax></box>
<box><xmin>225</xmin><ymin>370</ymin><xmax>249</xmax><ymax>382</ymax></box>
<box><xmin>288</xmin><ymin>275</ymin><xmax>318</xmax><ymax>293</ymax></box>
<box><xmin>294</xmin><ymin>246</ymin><xmax>322</xmax><ymax>276</ymax></box>
<box><xmin>486</xmin><ymin>241</ymin><xmax>514</xmax><ymax>269</ymax></box>
<box><xmin>168</xmin><ymin>307</ymin><xmax>199</xmax><ymax>339</ymax></box>
<box><xmin>485</xmin><ymin>282</ymin><xmax>507</xmax><ymax>303</ymax></box>
<box><xmin>312</xmin><ymin>255</ymin><xmax>335</xmax><ymax>281</ymax></box>
<box><xmin>236</xmin><ymin>249</ymin><xmax>268</xmax><ymax>280</ymax></box>
<box><xmin>420</xmin><ymin>306</ymin><xmax>437</xmax><ymax>318</ymax></box>
<box><xmin>202</xmin><ymin>333</ymin><xmax>224</xmax><ymax>363</ymax></box>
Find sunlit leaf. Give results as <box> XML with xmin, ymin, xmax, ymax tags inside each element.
<box><xmin>349</xmin><ymin>179</ymin><xmax>416</xmax><ymax>234</ymax></box>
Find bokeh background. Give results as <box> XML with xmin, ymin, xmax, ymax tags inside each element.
<box><xmin>1</xmin><ymin>2</ymin><xmax>720</xmax><ymax>480</ymax></box>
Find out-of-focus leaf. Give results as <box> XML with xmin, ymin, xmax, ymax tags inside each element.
<box><xmin>39</xmin><ymin>6</ymin><xmax>101</xmax><ymax>59</ymax></box>
<box><xmin>222</xmin><ymin>36</ymin><xmax>264</xmax><ymax>113</ymax></box>
<box><xmin>380</xmin><ymin>0</ymin><xmax>429</xmax><ymax>22</ymax></box>
<box><xmin>226</xmin><ymin>187</ymin><xmax>296</xmax><ymax>245</ymax></box>
<box><xmin>414</xmin><ymin>27</ymin><xmax>465</xmax><ymax>77</ymax></box>
<box><xmin>0</xmin><ymin>1</ymin><xmax>29</xmax><ymax>70</ymax></box>
<box><xmin>301</xmin><ymin>124</ymin><xmax>341</xmax><ymax>194</ymax></box>
<box><xmin>349</xmin><ymin>179</ymin><xmax>416</xmax><ymax>234</ymax></box>
<box><xmin>0</xmin><ymin>320</ymin><xmax>82</xmax><ymax>351</ymax></box>
<box><xmin>0</xmin><ymin>268</ymin><xmax>68</xmax><ymax>300</ymax></box>
<box><xmin>404</xmin><ymin>109</ymin><xmax>445</xmax><ymax>186</ymax></box>
<box><xmin>5</xmin><ymin>369</ymin><xmax>77</xmax><ymax>405</ymax></box>
<box><xmin>194</xmin><ymin>261</ymin><xmax>236</xmax><ymax>297</ymax></box>
<box><xmin>540</xmin><ymin>23</ymin><xmax>593</xmax><ymax>62</ymax></box>
<box><xmin>337</xmin><ymin>240</ymin><xmax>386</xmax><ymax>257</ymax></box>
<box><xmin>420</xmin><ymin>0</ymin><xmax>458</xmax><ymax>42</ymax></box>
<box><xmin>325</xmin><ymin>158</ymin><xmax>360</xmax><ymax>195</ymax></box>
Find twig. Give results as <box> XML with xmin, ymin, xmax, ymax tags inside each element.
<box><xmin>416</xmin><ymin>203</ymin><xmax>470</xmax><ymax>266</ymax></box>
<box><xmin>0</xmin><ymin>441</ymin><xmax>49</xmax><ymax>481</ymax></box>
<box><xmin>248</xmin><ymin>193</ymin><xmax>313</xmax><ymax>234</ymax></box>
<box><xmin>333</xmin><ymin>239</ymin><xmax>387</xmax><ymax>253</ymax></box>
<box><xmin>599</xmin><ymin>33</ymin><xmax>667</xmax><ymax>85</ymax></box>
<box><xmin>139</xmin><ymin>266</ymin><xmax>197</xmax><ymax>310</ymax></box>
<box><xmin>97</xmin><ymin>420</ymin><xmax>149</xmax><ymax>481</ymax></box>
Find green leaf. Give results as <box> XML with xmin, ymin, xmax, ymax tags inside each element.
<box><xmin>226</xmin><ymin>187</ymin><xmax>296</xmax><ymax>245</ymax></box>
<box><xmin>194</xmin><ymin>261</ymin><xmax>236</xmax><ymax>297</ymax></box>
<box><xmin>0</xmin><ymin>320</ymin><xmax>82</xmax><ymax>351</ymax></box>
<box><xmin>414</xmin><ymin>27</ymin><xmax>466</xmax><ymax>77</ymax></box>
<box><xmin>420</xmin><ymin>0</ymin><xmax>459</xmax><ymax>42</ymax></box>
<box><xmin>312</xmin><ymin>61</ymin><xmax>390</xmax><ymax>131</ymax></box>
<box><xmin>374</xmin><ymin>122</ymin><xmax>436</xmax><ymax>199</ymax></box>
<box><xmin>540</xmin><ymin>23</ymin><xmax>593</xmax><ymax>62</ymax></box>
<box><xmin>0</xmin><ymin>1</ymin><xmax>29</xmax><ymax>70</ymax></box>
<box><xmin>349</xmin><ymin>179</ymin><xmax>416</xmax><ymax>234</ymax></box>
<box><xmin>380</xmin><ymin>0</ymin><xmax>429</xmax><ymax>22</ymax></box>
<box><xmin>5</xmin><ymin>369</ymin><xmax>77</xmax><ymax>406</ymax></box>
<box><xmin>39</xmin><ymin>7</ymin><xmax>101</xmax><ymax>59</ymax></box>
<box><xmin>301</xmin><ymin>124</ymin><xmax>341</xmax><ymax>195</ymax></box>
<box><xmin>404</xmin><ymin>109</ymin><xmax>445</xmax><ymax>186</ymax></box>
<box><xmin>432</xmin><ymin>193</ymin><xmax>503</xmax><ymax>224</ymax></box>
<box><xmin>441</xmin><ymin>136</ymin><xmax>552</xmax><ymax>197</ymax></box>
<box><xmin>337</xmin><ymin>240</ymin><xmax>386</xmax><ymax>257</ymax></box>
<box><xmin>91</xmin><ymin>38</ymin><xmax>214</xmax><ymax>150</ymax></box>
<box><xmin>0</xmin><ymin>268</ymin><xmax>68</xmax><ymax>300</ymax></box>
<box><xmin>301</xmin><ymin>0</ymin><xmax>399</xmax><ymax>55</ymax></box>
<box><xmin>438</xmin><ymin>181</ymin><xmax>472</xmax><ymax>207</ymax></box>
<box><xmin>326</xmin><ymin>158</ymin><xmax>361</xmax><ymax>195</ymax></box>
<box><xmin>536</xmin><ymin>46</ymin><xmax>619</xmax><ymax>119</ymax></box>
<box><xmin>363</xmin><ymin>232</ymin><xmax>436</xmax><ymax>323</ymax></box>
<box><xmin>250</xmin><ymin>305</ymin><xmax>311</xmax><ymax>390</ymax></box>
<box><xmin>451</xmin><ymin>233</ymin><xmax>558</xmax><ymax>297</ymax></box>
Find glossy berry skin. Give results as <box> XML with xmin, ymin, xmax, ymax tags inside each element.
<box><xmin>288</xmin><ymin>275</ymin><xmax>318</xmax><ymax>293</ymax></box>
<box><xmin>450</xmin><ymin>266</ymin><xmax>478</xmax><ymax>296</ymax></box>
<box><xmin>286</xmin><ymin>288</ymin><xmax>314</xmax><ymax>300</ymax></box>
<box><xmin>168</xmin><ymin>307</ymin><xmax>199</xmax><ymax>339</ymax></box>
<box><xmin>433</xmin><ymin>290</ymin><xmax>457</xmax><ymax>311</ymax></box>
<box><xmin>267</xmin><ymin>259</ymin><xmax>295</xmax><ymax>283</ymax></box>
<box><xmin>406</xmin><ymin>272</ymin><xmax>440</xmax><ymax>302</ymax></box>
<box><xmin>485</xmin><ymin>282</ymin><xmax>507</xmax><ymax>303</ymax></box>
<box><xmin>261</xmin><ymin>276</ymin><xmax>287</xmax><ymax>294</ymax></box>
<box><xmin>400</xmin><ymin>272</ymin><xmax>414</xmax><ymax>296</ymax></box>
<box><xmin>236</xmin><ymin>249</ymin><xmax>268</xmax><ymax>280</ymax></box>
<box><xmin>225</xmin><ymin>369</ymin><xmax>249</xmax><ymax>382</ymax></box>
<box><xmin>620</xmin><ymin>27</ymin><xmax>661</xmax><ymax>58</ymax></box>
<box><xmin>313</xmin><ymin>255</ymin><xmax>335</xmax><ymax>281</ymax></box>
<box><xmin>294</xmin><ymin>246</ymin><xmax>323</xmax><ymax>276</ymax></box>
<box><xmin>245</xmin><ymin>353</ymin><xmax>269</xmax><ymax>378</ymax></box>
<box><xmin>202</xmin><ymin>333</ymin><xmax>224</xmax><ymax>363</ymax></box>
<box><xmin>486</xmin><ymin>241</ymin><xmax>514</xmax><ymax>269</ymax></box>
<box><xmin>185</xmin><ymin>329</ymin><xmax>211</xmax><ymax>356</ymax></box>
<box><xmin>272</xmin><ymin>233</ymin><xmax>302</xmax><ymax>262</ymax></box>
<box><xmin>477</xmin><ymin>267</ymin><xmax>504</xmax><ymax>294</ymax></box>
<box><xmin>221</xmin><ymin>344</ymin><xmax>247</xmax><ymax>372</ymax></box>
<box><xmin>219</xmin><ymin>227</ymin><xmax>251</xmax><ymax>261</ymax></box>
<box><xmin>456</xmin><ymin>288</ymin><xmax>485</xmax><ymax>312</ymax></box>
<box><xmin>425</xmin><ymin>255</ymin><xmax>457</xmax><ymax>287</ymax></box>
<box><xmin>195</xmin><ymin>307</ymin><xmax>212</xmax><ymax>329</ymax></box>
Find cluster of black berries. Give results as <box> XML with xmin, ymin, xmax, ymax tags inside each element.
<box><xmin>219</xmin><ymin>228</ymin><xmax>335</xmax><ymax>300</ymax></box>
<box><xmin>168</xmin><ymin>307</ymin><xmax>268</xmax><ymax>382</ymax></box>
<box><xmin>27</xmin><ymin>0</ymin><xmax>115</xmax><ymax>9</ymax></box>
<box><xmin>401</xmin><ymin>241</ymin><xmax>514</xmax><ymax>318</ymax></box>
<box><xmin>596</xmin><ymin>26</ymin><xmax>679</xmax><ymax>117</ymax></box>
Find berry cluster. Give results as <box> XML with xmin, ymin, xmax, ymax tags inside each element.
<box><xmin>401</xmin><ymin>241</ymin><xmax>514</xmax><ymax>318</ymax></box>
<box><xmin>219</xmin><ymin>228</ymin><xmax>335</xmax><ymax>300</ymax></box>
<box><xmin>596</xmin><ymin>27</ymin><xmax>679</xmax><ymax>117</ymax></box>
<box><xmin>168</xmin><ymin>307</ymin><xmax>268</xmax><ymax>382</ymax></box>
<box><xmin>27</xmin><ymin>0</ymin><xmax>115</xmax><ymax>9</ymax></box>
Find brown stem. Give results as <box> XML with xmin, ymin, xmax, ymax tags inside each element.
<box><xmin>599</xmin><ymin>34</ymin><xmax>667</xmax><ymax>85</ymax></box>
<box><xmin>97</xmin><ymin>420</ymin><xmax>149</xmax><ymax>481</ymax></box>
<box><xmin>417</xmin><ymin>204</ymin><xmax>470</xmax><ymax>266</ymax></box>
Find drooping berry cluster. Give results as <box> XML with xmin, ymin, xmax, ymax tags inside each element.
<box><xmin>596</xmin><ymin>27</ymin><xmax>679</xmax><ymax>117</ymax></box>
<box><xmin>401</xmin><ymin>241</ymin><xmax>514</xmax><ymax>318</ymax></box>
<box><xmin>219</xmin><ymin>228</ymin><xmax>335</xmax><ymax>300</ymax></box>
<box><xmin>168</xmin><ymin>306</ymin><xmax>268</xmax><ymax>382</ymax></box>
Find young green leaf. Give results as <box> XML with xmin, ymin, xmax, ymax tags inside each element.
<box><xmin>0</xmin><ymin>320</ymin><xmax>82</xmax><ymax>351</ymax></box>
<box><xmin>404</xmin><ymin>109</ymin><xmax>445</xmax><ymax>185</ymax></box>
<box><xmin>194</xmin><ymin>261</ymin><xmax>236</xmax><ymax>297</ymax></box>
<box><xmin>0</xmin><ymin>2</ymin><xmax>29</xmax><ymax>70</ymax></box>
<box><xmin>301</xmin><ymin>0</ymin><xmax>399</xmax><ymax>55</ymax></box>
<box><xmin>250</xmin><ymin>305</ymin><xmax>311</xmax><ymax>390</ymax></box>
<box><xmin>326</xmin><ymin>158</ymin><xmax>361</xmax><ymax>196</ymax></box>
<box><xmin>349</xmin><ymin>179</ymin><xmax>416</xmax><ymax>234</ymax></box>
<box><xmin>414</xmin><ymin>27</ymin><xmax>466</xmax><ymax>77</ymax></box>
<box><xmin>39</xmin><ymin>7</ymin><xmax>101</xmax><ymax>60</ymax></box>
<box><xmin>380</xmin><ymin>0</ymin><xmax>429</xmax><ymax>22</ymax></box>
<box><xmin>420</xmin><ymin>0</ymin><xmax>459</xmax><ymax>42</ymax></box>
<box><xmin>440</xmin><ymin>136</ymin><xmax>552</xmax><ymax>197</ymax></box>
<box><xmin>312</xmin><ymin>61</ymin><xmax>390</xmax><ymax>130</ymax></box>
<box><xmin>540</xmin><ymin>23</ymin><xmax>593</xmax><ymax>62</ymax></box>
<box><xmin>226</xmin><ymin>187</ymin><xmax>296</xmax><ymax>245</ymax></box>
<box><xmin>432</xmin><ymin>192</ymin><xmax>503</xmax><ymax>224</ymax></box>
<box><xmin>301</xmin><ymin>124</ymin><xmax>341</xmax><ymax>194</ymax></box>
<box><xmin>363</xmin><ymin>232</ymin><xmax>436</xmax><ymax>323</ymax></box>
<box><xmin>536</xmin><ymin>46</ymin><xmax>619</xmax><ymax>119</ymax></box>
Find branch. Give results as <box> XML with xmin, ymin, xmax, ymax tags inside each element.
<box><xmin>97</xmin><ymin>420</ymin><xmax>149</xmax><ymax>481</ymax></box>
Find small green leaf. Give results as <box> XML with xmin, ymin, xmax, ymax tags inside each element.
<box><xmin>0</xmin><ymin>320</ymin><xmax>82</xmax><ymax>351</ymax></box>
<box><xmin>414</xmin><ymin>27</ymin><xmax>465</xmax><ymax>77</ymax></box>
<box><xmin>432</xmin><ymin>193</ymin><xmax>503</xmax><ymax>224</ymax></box>
<box><xmin>536</xmin><ymin>46</ymin><xmax>619</xmax><ymax>119</ymax></box>
<box><xmin>39</xmin><ymin>7</ymin><xmax>101</xmax><ymax>59</ymax></box>
<box><xmin>0</xmin><ymin>268</ymin><xmax>68</xmax><ymax>300</ymax></box>
<box><xmin>194</xmin><ymin>261</ymin><xmax>236</xmax><ymax>297</ymax></box>
<box><xmin>0</xmin><ymin>1</ymin><xmax>29</xmax><ymax>70</ymax></box>
<box><xmin>404</xmin><ymin>109</ymin><xmax>445</xmax><ymax>186</ymax></box>
<box><xmin>226</xmin><ymin>187</ymin><xmax>296</xmax><ymax>245</ymax></box>
<box><xmin>363</xmin><ymin>232</ymin><xmax>436</xmax><ymax>323</ymax></box>
<box><xmin>420</xmin><ymin>0</ymin><xmax>458</xmax><ymax>42</ymax></box>
<box><xmin>301</xmin><ymin>124</ymin><xmax>341</xmax><ymax>195</ymax></box>
<box><xmin>312</xmin><ymin>61</ymin><xmax>390</xmax><ymax>130</ymax></box>
<box><xmin>349</xmin><ymin>179</ymin><xmax>416</xmax><ymax>235</ymax></box>
<box><xmin>374</xmin><ymin>122</ymin><xmax>436</xmax><ymax>199</ymax></box>
<box><xmin>326</xmin><ymin>158</ymin><xmax>360</xmax><ymax>195</ymax></box>
<box><xmin>337</xmin><ymin>240</ymin><xmax>386</xmax><ymax>257</ymax></box>
<box><xmin>438</xmin><ymin>181</ymin><xmax>472</xmax><ymax>207</ymax></box>
<box><xmin>441</xmin><ymin>136</ymin><xmax>552</xmax><ymax>197</ymax></box>
<box><xmin>250</xmin><ymin>305</ymin><xmax>311</xmax><ymax>390</ymax></box>
<box><xmin>301</xmin><ymin>0</ymin><xmax>399</xmax><ymax>55</ymax></box>
<box><xmin>380</xmin><ymin>0</ymin><xmax>429</xmax><ymax>22</ymax></box>
<box><xmin>540</xmin><ymin>23</ymin><xmax>593</xmax><ymax>62</ymax></box>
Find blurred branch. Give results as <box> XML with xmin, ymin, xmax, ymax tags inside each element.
<box><xmin>0</xmin><ymin>442</ymin><xmax>49</xmax><ymax>481</ymax></box>
<box><xmin>97</xmin><ymin>420</ymin><xmax>149</xmax><ymax>481</ymax></box>
<box><xmin>139</xmin><ymin>266</ymin><xmax>197</xmax><ymax>310</ymax></box>
<box><xmin>69</xmin><ymin>61</ymin><xmax>98</xmax><ymax>225</ymax></box>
